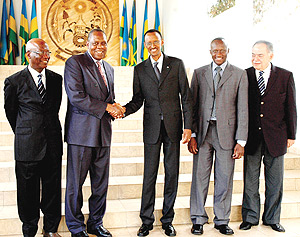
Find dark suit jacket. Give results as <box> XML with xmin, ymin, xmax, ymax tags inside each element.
<box><xmin>64</xmin><ymin>52</ymin><xmax>115</xmax><ymax>147</ymax></box>
<box><xmin>4</xmin><ymin>67</ymin><xmax>63</xmax><ymax>161</ymax></box>
<box><xmin>245</xmin><ymin>64</ymin><xmax>297</xmax><ymax>157</ymax></box>
<box><xmin>125</xmin><ymin>54</ymin><xmax>193</xmax><ymax>144</ymax></box>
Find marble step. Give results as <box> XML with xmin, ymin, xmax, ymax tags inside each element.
<box><xmin>0</xmin><ymin>191</ymin><xmax>299</xmax><ymax>235</ymax></box>
<box><xmin>0</xmin><ymin>170</ymin><xmax>299</xmax><ymax>207</ymax></box>
<box><xmin>0</xmin><ymin>142</ymin><xmax>193</xmax><ymax>162</ymax></box>
<box><xmin>0</xmin><ymin>129</ymin><xmax>144</xmax><ymax>145</ymax></box>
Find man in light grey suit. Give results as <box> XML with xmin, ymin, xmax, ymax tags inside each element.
<box><xmin>188</xmin><ymin>38</ymin><xmax>248</xmax><ymax>235</ymax></box>
<box><xmin>64</xmin><ymin>29</ymin><xmax>124</xmax><ymax>237</ymax></box>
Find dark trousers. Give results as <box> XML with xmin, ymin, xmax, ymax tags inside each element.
<box><xmin>242</xmin><ymin>139</ymin><xmax>284</xmax><ymax>224</ymax></box>
<box><xmin>65</xmin><ymin>144</ymin><xmax>110</xmax><ymax>234</ymax></box>
<box><xmin>140</xmin><ymin>122</ymin><xmax>180</xmax><ymax>225</ymax></box>
<box><xmin>16</xmin><ymin>152</ymin><xmax>62</xmax><ymax>236</ymax></box>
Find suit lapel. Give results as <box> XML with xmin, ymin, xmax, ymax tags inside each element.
<box><xmin>144</xmin><ymin>58</ymin><xmax>159</xmax><ymax>85</ymax></box>
<box><xmin>217</xmin><ymin>63</ymin><xmax>232</xmax><ymax>90</ymax></box>
<box><xmin>24</xmin><ymin>67</ymin><xmax>42</xmax><ymax>100</ymax></box>
<box><xmin>84</xmin><ymin>52</ymin><xmax>108</xmax><ymax>95</ymax></box>
<box><xmin>102</xmin><ymin>60</ymin><xmax>114</xmax><ymax>101</ymax></box>
<box><xmin>204</xmin><ymin>65</ymin><xmax>214</xmax><ymax>93</ymax></box>
<box><xmin>159</xmin><ymin>54</ymin><xmax>172</xmax><ymax>87</ymax></box>
<box><xmin>263</xmin><ymin>64</ymin><xmax>277</xmax><ymax>97</ymax></box>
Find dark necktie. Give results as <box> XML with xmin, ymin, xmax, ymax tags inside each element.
<box><xmin>37</xmin><ymin>74</ymin><xmax>46</xmax><ymax>104</ymax></box>
<box><xmin>153</xmin><ymin>62</ymin><xmax>161</xmax><ymax>81</ymax></box>
<box><xmin>96</xmin><ymin>61</ymin><xmax>108</xmax><ymax>88</ymax></box>
<box><xmin>257</xmin><ymin>71</ymin><xmax>266</xmax><ymax>95</ymax></box>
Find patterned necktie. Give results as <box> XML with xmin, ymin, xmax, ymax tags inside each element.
<box><xmin>211</xmin><ymin>67</ymin><xmax>222</xmax><ymax>119</ymax></box>
<box><xmin>214</xmin><ymin>66</ymin><xmax>222</xmax><ymax>92</ymax></box>
<box><xmin>96</xmin><ymin>61</ymin><xmax>108</xmax><ymax>87</ymax></box>
<box><xmin>257</xmin><ymin>71</ymin><xmax>266</xmax><ymax>95</ymax></box>
<box><xmin>37</xmin><ymin>74</ymin><xmax>46</xmax><ymax>104</ymax></box>
<box><xmin>153</xmin><ymin>62</ymin><xmax>161</xmax><ymax>81</ymax></box>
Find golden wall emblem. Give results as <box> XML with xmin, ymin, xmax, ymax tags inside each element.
<box><xmin>42</xmin><ymin>0</ymin><xmax>120</xmax><ymax>66</ymax></box>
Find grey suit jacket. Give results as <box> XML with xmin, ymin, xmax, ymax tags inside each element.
<box><xmin>191</xmin><ymin>62</ymin><xmax>248</xmax><ymax>150</ymax></box>
<box><xmin>125</xmin><ymin>54</ymin><xmax>193</xmax><ymax>144</ymax></box>
<box><xmin>4</xmin><ymin>67</ymin><xmax>63</xmax><ymax>161</ymax></box>
<box><xmin>64</xmin><ymin>52</ymin><xmax>115</xmax><ymax>147</ymax></box>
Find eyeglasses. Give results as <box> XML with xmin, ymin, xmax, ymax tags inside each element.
<box><xmin>145</xmin><ymin>41</ymin><xmax>161</xmax><ymax>47</ymax></box>
<box><xmin>29</xmin><ymin>51</ymin><xmax>51</xmax><ymax>57</ymax></box>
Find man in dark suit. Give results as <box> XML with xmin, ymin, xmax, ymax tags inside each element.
<box><xmin>240</xmin><ymin>40</ymin><xmax>297</xmax><ymax>232</ymax></box>
<box><xmin>64</xmin><ymin>29</ymin><xmax>123</xmax><ymax>237</ymax></box>
<box><xmin>123</xmin><ymin>29</ymin><xmax>193</xmax><ymax>236</ymax></box>
<box><xmin>4</xmin><ymin>39</ymin><xmax>63</xmax><ymax>237</ymax></box>
<box><xmin>188</xmin><ymin>38</ymin><xmax>248</xmax><ymax>235</ymax></box>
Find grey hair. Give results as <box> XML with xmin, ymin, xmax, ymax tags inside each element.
<box><xmin>253</xmin><ymin>40</ymin><xmax>273</xmax><ymax>53</ymax></box>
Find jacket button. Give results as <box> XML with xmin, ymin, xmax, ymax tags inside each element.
<box><xmin>260</xmin><ymin>114</ymin><xmax>264</xmax><ymax>117</ymax></box>
<box><xmin>261</xmin><ymin>101</ymin><xmax>264</xmax><ymax>104</ymax></box>
<box><xmin>259</xmin><ymin>127</ymin><xmax>262</xmax><ymax>130</ymax></box>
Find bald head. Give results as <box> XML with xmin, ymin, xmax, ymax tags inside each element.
<box><xmin>26</xmin><ymin>38</ymin><xmax>49</xmax><ymax>52</ymax></box>
<box><xmin>26</xmin><ymin>38</ymin><xmax>51</xmax><ymax>73</ymax></box>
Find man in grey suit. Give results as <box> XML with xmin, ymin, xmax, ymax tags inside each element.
<box><xmin>64</xmin><ymin>29</ymin><xmax>124</xmax><ymax>237</ymax></box>
<box><xmin>188</xmin><ymin>38</ymin><xmax>248</xmax><ymax>235</ymax></box>
<box><xmin>124</xmin><ymin>29</ymin><xmax>193</xmax><ymax>236</ymax></box>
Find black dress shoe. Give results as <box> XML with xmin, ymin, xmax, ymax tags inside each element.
<box><xmin>87</xmin><ymin>224</ymin><xmax>112</xmax><ymax>237</ymax></box>
<box><xmin>239</xmin><ymin>221</ymin><xmax>258</xmax><ymax>230</ymax></box>
<box><xmin>137</xmin><ymin>224</ymin><xmax>153</xmax><ymax>236</ymax></box>
<box><xmin>214</xmin><ymin>225</ymin><xmax>234</xmax><ymax>235</ymax></box>
<box><xmin>191</xmin><ymin>224</ymin><xmax>203</xmax><ymax>235</ymax></box>
<box><xmin>71</xmin><ymin>230</ymin><xmax>89</xmax><ymax>237</ymax></box>
<box><xmin>263</xmin><ymin>223</ymin><xmax>285</xmax><ymax>232</ymax></box>
<box><xmin>162</xmin><ymin>223</ymin><xmax>176</xmax><ymax>236</ymax></box>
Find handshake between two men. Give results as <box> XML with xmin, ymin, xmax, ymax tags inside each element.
<box><xmin>106</xmin><ymin>103</ymin><xmax>126</xmax><ymax>119</ymax></box>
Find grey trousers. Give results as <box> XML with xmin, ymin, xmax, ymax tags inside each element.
<box><xmin>190</xmin><ymin>121</ymin><xmax>235</xmax><ymax>225</ymax></box>
<box><xmin>242</xmin><ymin>140</ymin><xmax>284</xmax><ymax>224</ymax></box>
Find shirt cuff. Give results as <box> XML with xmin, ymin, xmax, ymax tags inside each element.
<box><xmin>237</xmin><ymin>140</ymin><xmax>246</xmax><ymax>147</ymax></box>
<box><xmin>191</xmin><ymin>133</ymin><xmax>196</xmax><ymax>138</ymax></box>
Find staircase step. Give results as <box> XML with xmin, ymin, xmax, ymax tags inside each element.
<box><xmin>0</xmin><ymin>191</ymin><xmax>299</xmax><ymax>235</ymax></box>
<box><xmin>1</xmin><ymin>170</ymin><xmax>300</xmax><ymax>206</ymax></box>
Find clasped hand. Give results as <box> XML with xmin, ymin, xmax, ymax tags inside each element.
<box><xmin>106</xmin><ymin>103</ymin><xmax>126</xmax><ymax>119</ymax></box>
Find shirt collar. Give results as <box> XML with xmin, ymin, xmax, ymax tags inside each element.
<box><xmin>150</xmin><ymin>54</ymin><xmax>164</xmax><ymax>67</ymax></box>
<box><xmin>212</xmin><ymin>61</ymin><xmax>227</xmax><ymax>72</ymax></box>
<box><xmin>88</xmin><ymin>51</ymin><xmax>103</xmax><ymax>66</ymax></box>
<box><xmin>28</xmin><ymin>65</ymin><xmax>46</xmax><ymax>79</ymax></box>
<box><xmin>255</xmin><ymin>63</ymin><xmax>271</xmax><ymax>76</ymax></box>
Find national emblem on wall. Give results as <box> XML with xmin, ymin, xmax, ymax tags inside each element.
<box><xmin>42</xmin><ymin>0</ymin><xmax>120</xmax><ymax>66</ymax></box>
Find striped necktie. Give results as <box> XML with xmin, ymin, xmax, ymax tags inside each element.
<box><xmin>257</xmin><ymin>71</ymin><xmax>266</xmax><ymax>95</ymax></box>
<box><xmin>153</xmin><ymin>61</ymin><xmax>161</xmax><ymax>81</ymax></box>
<box><xmin>96</xmin><ymin>61</ymin><xmax>108</xmax><ymax>87</ymax></box>
<box><xmin>37</xmin><ymin>74</ymin><xmax>46</xmax><ymax>104</ymax></box>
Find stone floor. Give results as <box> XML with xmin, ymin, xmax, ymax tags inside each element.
<box><xmin>3</xmin><ymin>218</ymin><xmax>300</xmax><ymax>237</ymax></box>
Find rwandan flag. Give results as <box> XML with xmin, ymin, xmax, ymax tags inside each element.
<box><xmin>129</xmin><ymin>0</ymin><xmax>137</xmax><ymax>66</ymax></box>
<box><xmin>30</xmin><ymin>0</ymin><xmax>38</xmax><ymax>39</ymax></box>
<box><xmin>20</xmin><ymin>0</ymin><xmax>29</xmax><ymax>65</ymax></box>
<box><xmin>140</xmin><ymin>0</ymin><xmax>148</xmax><ymax>61</ymax></box>
<box><xmin>154</xmin><ymin>0</ymin><xmax>161</xmax><ymax>32</ymax></box>
<box><xmin>8</xmin><ymin>0</ymin><xmax>19</xmax><ymax>65</ymax></box>
<box><xmin>0</xmin><ymin>0</ymin><xmax>9</xmax><ymax>64</ymax></box>
<box><xmin>120</xmin><ymin>0</ymin><xmax>129</xmax><ymax>66</ymax></box>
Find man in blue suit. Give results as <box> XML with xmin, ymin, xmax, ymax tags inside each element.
<box><xmin>64</xmin><ymin>29</ymin><xmax>124</xmax><ymax>237</ymax></box>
